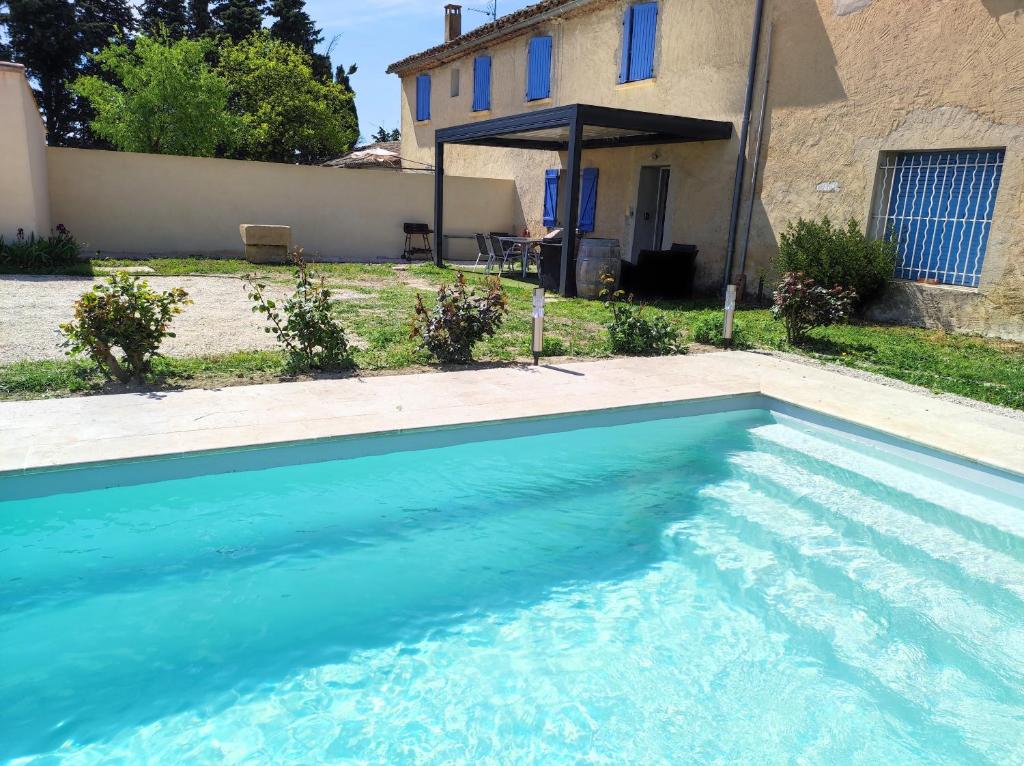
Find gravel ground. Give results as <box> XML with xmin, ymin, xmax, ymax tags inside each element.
<box><xmin>0</xmin><ymin>275</ymin><xmax>297</xmax><ymax>363</ymax></box>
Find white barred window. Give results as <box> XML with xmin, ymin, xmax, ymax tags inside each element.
<box><xmin>870</xmin><ymin>149</ymin><xmax>1005</xmax><ymax>287</ymax></box>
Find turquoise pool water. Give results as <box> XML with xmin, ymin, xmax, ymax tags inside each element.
<box><xmin>2</xmin><ymin>406</ymin><xmax>1023</xmax><ymax>764</ymax></box>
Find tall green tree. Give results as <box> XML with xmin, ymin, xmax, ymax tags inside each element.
<box><xmin>1</xmin><ymin>0</ymin><xmax>133</xmax><ymax>145</ymax></box>
<box><xmin>139</xmin><ymin>0</ymin><xmax>189</xmax><ymax>38</ymax></box>
<box><xmin>188</xmin><ymin>0</ymin><xmax>213</xmax><ymax>37</ymax></box>
<box><xmin>267</xmin><ymin>0</ymin><xmax>319</xmax><ymax>53</ymax></box>
<box><xmin>211</xmin><ymin>0</ymin><xmax>264</xmax><ymax>42</ymax></box>
<box><xmin>371</xmin><ymin>127</ymin><xmax>400</xmax><ymax>143</ymax></box>
<box><xmin>1</xmin><ymin>0</ymin><xmax>79</xmax><ymax>143</ymax></box>
<box><xmin>71</xmin><ymin>33</ymin><xmax>236</xmax><ymax>156</ymax></box>
<box><xmin>219</xmin><ymin>31</ymin><xmax>357</xmax><ymax>163</ymax></box>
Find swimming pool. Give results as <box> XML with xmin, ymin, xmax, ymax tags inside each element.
<box><xmin>2</xmin><ymin>400</ymin><xmax>1023</xmax><ymax>764</ymax></box>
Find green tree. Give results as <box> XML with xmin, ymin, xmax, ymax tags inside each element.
<box><xmin>188</xmin><ymin>0</ymin><xmax>213</xmax><ymax>37</ymax></box>
<box><xmin>1</xmin><ymin>0</ymin><xmax>134</xmax><ymax>146</ymax></box>
<box><xmin>268</xmin><ymin>0</ymin><xmax>320</xmax><ymax>53</ymax></box>
<box><xmin>219</xmin><ymin>31</ymin><xmax>358</xmax><ymax>163</ymax></box>
<box><xmin>139</xmin><ymin>0</ymin><xmax>189</xmax><ymax>37</ymax></box>
<box><xmin>1</xmin><ymin>0</ymin><xmax>80</xmax><ymax>143</ymax></box>
<box><xmin>371</xmin><ymin>126</ymin><xmax>400</xmax><ymax>143</ymax></box>
<box><xmin>211</xmin><ymin>0</ymin><xmax>264</xmax><ymax>42</ymax></box>
<box><xmin>71</xmin><ymin>33</ymin><xmax>236</xmax><ymax>156</ymax></box>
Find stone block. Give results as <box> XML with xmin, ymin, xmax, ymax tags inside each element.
<box><xmin>239</xmin><ymin>224</ymin><xmax>291</xmax><ymax>263</ymax></box>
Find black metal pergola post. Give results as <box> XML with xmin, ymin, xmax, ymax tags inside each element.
<box><xmin>560</xmin><ymin>116</ymin><xmax>583</xmax><ymax>296</ymax></box>
<box><xmin>433</xmin><ymin>140</ymin><xmax>444</xmax><ymax>267</ymax></box>
<box><xmin>431</xmin><ymin>104</ymin><xmax>732</xmax><ymax>295</ymax></box>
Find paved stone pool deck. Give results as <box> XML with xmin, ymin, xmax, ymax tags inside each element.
<box><xmin>1</xmin><ymin>353</ymin><xmax>1021</xmax><ymax>476</ymax></box>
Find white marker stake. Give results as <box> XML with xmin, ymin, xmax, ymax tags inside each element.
<box><xmin>723</xmin><ymin>284</ymin><xmax>737</xmax><ymax>348</ymax></box>
<box><xmin>532</xmin><ymin>287</ymin><xmax>545</xmax><ymax>365</ymax></box>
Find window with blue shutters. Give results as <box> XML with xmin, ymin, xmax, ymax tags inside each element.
<box><xmin>473</xmin><ymin>55</ymin><xmax>491</xmax><ymax>111</ymax></box>
<box><xmin>543</xmin><ymin>169</ymin><xmax>560</xmax><ymax>227</ymax></box>
<box><xmin>871</xmin><ymin>149</ymin><xmax>1005</xmax><ymax>287</ymax></box>
<box><xmin>579</xmin><ymin>168</ymin><xmax>599</xmax><ymax>233</ymax></box>
<box><xmin>619</xmin><ymin>2</ymin><xmax>658</xmax><ymax>83</ymax></box>
<box><xmin>415</xmin><ymin>74</ymin><xmax>431</xmax><ymax>121</ymax></box>
<box><xmin>526</xmin><ymin>36</ymin><xmax>552</xmax><ymax>101</ymax></box>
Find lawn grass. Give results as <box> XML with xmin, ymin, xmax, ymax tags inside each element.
<box><xmin>2</xmin><ymin>258</ymin><xmax>1021</xmax><ymax>410</ymax></box>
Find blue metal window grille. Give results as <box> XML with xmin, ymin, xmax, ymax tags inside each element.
<box><xmin>619</xmin><ymin>2</ymin><xmax>657</xmax><ymax>83</ymax></box>
<box><xmin>872</xmin><ymin>149</ymin><xmax>1005</xmax><ymax>287</ymax></box>
<box><xmin>473</xmin><ymin>55</ymin><xmax>491</xmax><ymax>111</ymax></box>
<box><xmin>415</xmin><ymin>74</ymin><xmax>431</xmax><ymax>121</ymax></box>
<box><xmin>526</xmin><ymin>36</ymin><xmax>552</xmax><ymax>101</ymax></box>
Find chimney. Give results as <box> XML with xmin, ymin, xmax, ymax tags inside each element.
<box><xmin>444</xmin><ymin>4</ymin><xmax>462</xmax><ymax>42</ymax></box>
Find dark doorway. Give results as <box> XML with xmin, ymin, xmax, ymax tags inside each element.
<box><xmin>631</xmin><ymin>166</ymin><xmax>670</xmax><ymax>260</ymax></box>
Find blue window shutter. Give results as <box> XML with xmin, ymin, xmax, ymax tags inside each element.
<box><xmin>628</xmin><ymin>3</ymin><xmax>657</xmax><ymax>81</ymax></box>
<box><xmin>543</xmin><ymin>169</ymin><xmax>560</xmax><ymax>227</ymax></box>
<box><xmin>579</xmin><ymin>168</ymin><xmax>599</xmax><ymax>233</ymax></box>
<box><xmin>526</xmin><ymin>36</ymin><xmax>552</xmax><ymax>101</ymax></box>
<box><xmin>415</xmin><ymin>74</ymin><xmax>430</xmax><ymax>121</ymax></box>
<box><xmin>473</xmin><ymin>55</ymin><xmax>491</xmax><ymax>111</ymax></box>
<box><xmin>618</xmin><ymin>7</ymin><xmax>633</xmax><ymax>84</ymax></box>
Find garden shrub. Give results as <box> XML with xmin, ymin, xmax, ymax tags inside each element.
<box><xmin>772</xmin><ymin>272</ymin><xmax>856</xmax><ymax>344</ymax></box>
<box><xmin>601</xmin><ymin>275</ymin><xmax>683</xmax><ymax>356</ymax></box>
<box><xmin>410</xmin><ymin>273</ymin><xmax>508</xmax><ymax>364</ymax></box>
<box><xmin>0</xmin><ymin>225</ymin><xmax>80</xmax><ymax>271</ymax></box>
<box><xmin>59</xmin><ymin>272</ymin><xmax>191</xmax><ymax>383</ymax></box>
<box><xmin>690</xmin><ymin>312</ymin><xmax>750</xmax><ymax>349</ymax></box>
<box><xmin>775</xmin><ymin>217</ymin><xmax>896</xmax><ymax>305</ymax></box>
<box><xmin>246</xmin><ymin>248</ymin><xmax>353</xmax><ymax>372</ymax></box>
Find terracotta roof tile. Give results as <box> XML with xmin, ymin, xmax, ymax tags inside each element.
<box><xmin>386</xmin><ymin>0</ymin><xmax>586</xmax><ymax>74</ymax></box>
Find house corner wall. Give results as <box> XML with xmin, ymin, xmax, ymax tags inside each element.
<box><xmin>0</xmin><ymin>62</ymin><xmax>51</xmax><ymax>240</ymax></box>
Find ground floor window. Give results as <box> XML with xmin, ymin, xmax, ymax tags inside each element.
<box><xmin>871</xmin><ymin>148</ymin><xmax>1005</xmax><ymax>287</ymax></box>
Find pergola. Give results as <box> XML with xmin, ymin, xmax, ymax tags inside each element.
<box><xmin>433</xmin><ymin>103</ymin><xmax>733</xmax><ymax>295</ymax></box>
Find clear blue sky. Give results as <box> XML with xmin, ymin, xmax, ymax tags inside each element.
<box><xmin>305</xmin><ymin>0</ymin><xmax>535</xmax><ymax>143</ymax></box>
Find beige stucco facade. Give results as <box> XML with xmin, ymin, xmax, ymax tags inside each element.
<box><xmin>393</xmin><ymin>0</ymin><xmax>1024</xmax><ymax>339</ymax></box>
<box><xmin>0</xmin><ymin>63</ymin><xmax>50</xmax><ymax>241</ymax></box>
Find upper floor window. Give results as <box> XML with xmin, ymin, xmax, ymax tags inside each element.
<box><xmin>415</xmin><ymin>74</ymin><xmax>431</xmax><ymax>121</ymax></box>
<box><xmin>526</xmin><ymin>35</ymin><xmax>552</xmax><ymax>101</ymax></box>
<box><xmin>619</xmin><ymin>2</ymin><xmax>658</xmax><ymax>83</ymax></box>
<box><xmin>871</xmin><ymin>148</ymin><xmax>1005</xmax><ymax>287</ymax></box>
<box><xmin>473</xmin><ymin>55</ymin><xmax>491</xmax><ymax>111</ymax></box>
<box><xmin>450</xmin><ymin>68</ymin><xmax>460</xmax><ymax>98</ymax></box>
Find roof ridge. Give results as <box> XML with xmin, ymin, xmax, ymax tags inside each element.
<box><xmin>386</xmin><ymin>0</ymin><xmax>593</xmax><ymax>75</ymax></box>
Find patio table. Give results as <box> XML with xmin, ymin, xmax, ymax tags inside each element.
<box><xmin>498</xmin><ymin>236</ymin><xmax>546</xmax><ymax>277</ymax></box>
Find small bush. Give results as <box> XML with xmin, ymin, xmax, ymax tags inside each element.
<box><xmin>775</xmin><ymin>217</ymin><xmax>896</xmax><ymax>305</ymax></box>
<box><xmin>601</xmin><ymin>275</ymin><xmax>682</xmax><ymax>356</ymax></box>
<box><xmin>772</xmin><ymin>271</ymin><xmax>856</xmax><ymax>344</ymax></box>
<box><xmin>690</xmin><ymin>312</ymin><xmax>750</xmax><ymax>349</ymax></box>
<box><xmin>59</xmin><ymin>272</ymin><xmax>191</xmax><ymax>383</ymax></box>
<box><xmin>410</xmin><ymin>273</ymin><xmax>508</xmax><ymax>364</ymax></box>
<box><xmin>0</xmin><ymin>225</ymin><xmax>81</xmax><ymax>271</ymax></box>
<box><xmin>246</xmin><ymin>248</ymin><xmax>353</xmax><ymax>372</ymax></box>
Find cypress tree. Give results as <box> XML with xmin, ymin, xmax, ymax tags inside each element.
<box><xmin>211</xmin><ymin>0</ymin><xmax>265</xmax><ymax>42</ymax></box>
<box><xmin>1</xmin><ymin>0</ymin><xmax>82</xmax><ymax>145</ymax></box>
<box><xmin>267</xmin><ymin>0</ymin><xmax>320</xmax><ymax>53</ymax></box>
<box><xmin>188</xmin><ymin>0</ymin><xmax>213</xmax><ymax>37</ymax></box>
<box><xmin>139</xmin><ymin>0</ymin><xmax>190</xmax><ymax>38</ymax></box>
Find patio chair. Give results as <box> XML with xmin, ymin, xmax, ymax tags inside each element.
<box><xmin>488</xmin><ymin>234</ymin><xmax>519</xmax><ymax>275</ymax></box>
<box><xmin>473</xmin><ymin>233</ymin><xmax>491</xmax><ymax>271</ymax></box>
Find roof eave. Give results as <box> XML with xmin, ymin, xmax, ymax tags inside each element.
<box><xmin>386</xmin><ymin>0</ymin><xmax>598</xmax><ymax>76</ymax></box>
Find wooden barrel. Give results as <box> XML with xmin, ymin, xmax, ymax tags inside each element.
<box><xmin>575</xmin><ymin>238</ymin><xmax>622</xmax><ymax>299</ymax></box>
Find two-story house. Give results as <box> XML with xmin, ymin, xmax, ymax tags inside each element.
<box><xmin>387</xmin><ymin>0</ymin><xmax>1023</xmax><ymax>340</ymax></box>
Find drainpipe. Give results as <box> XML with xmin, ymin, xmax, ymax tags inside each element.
<box><xmin>721</xmin><ymin>0</ymin><xmax>767</xmax><ymax>294</ymax></box>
